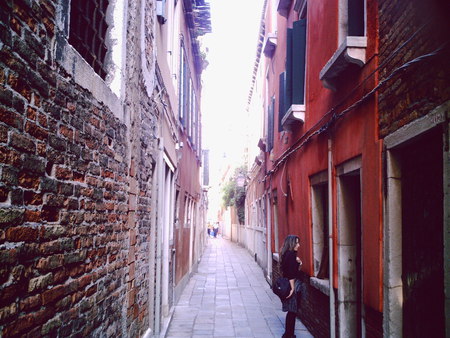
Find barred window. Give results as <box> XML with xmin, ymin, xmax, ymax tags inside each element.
<box><xmin>69</xmin><ymin>0</ymin><xmax>109</xmax><ymax>79</ymax></box>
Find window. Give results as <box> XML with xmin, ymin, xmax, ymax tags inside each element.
<box><xmin>272</xmin><ymin>190</ymin><xmax>280</xmax><ymax>252</ymax></box>
<box><xmin>320</xmin><ymin>0</ymin><xmax>367</xmax><ymax>90</ymax></box>
<box><xmin>279</xmin><ymin>18</ymin><xmax>307</xmax><ymax>131</ymax></box>
<box><xmin>348</xmin><ymin>0</ymin><xmax>365</xmax><ymax>37</ymax></box>
<box><xmin>178</xmin><ymin>41</ymin><xmax>200</xmax><ymax>150</ymax></box>
<box><xmin>311</xmin><ymin>178</ymin><xmax>329</xmax><ymax>279</ymax></box>
<box><xmin>69</xmin><ymin>0</ymin><xmax>109</xmax><ymax>79</ymax></box>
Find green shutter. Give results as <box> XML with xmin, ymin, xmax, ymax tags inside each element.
<box><xmin>285</xmin><ymin>28</ymin><xmax>293</xmax><ymax>111</ymax></box>
<box><xmin>292</xmin><ymin>19</ymin><xmax>307</xmax><ymax>105</ymax></box>
<box><xmin>278</xmin><ymin>72</ymin><xmax>286</xmax><ymax>132</ymax></box>
<box><xmin>268</xmin><ymin>97</ymin><xmax>274</xmax><ymax>151</ymax></box>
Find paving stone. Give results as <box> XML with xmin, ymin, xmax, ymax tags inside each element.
<box><xmin>165</xmin><ymin>237</ymin><xmax>313</xmax><ymax>337</ymax></box>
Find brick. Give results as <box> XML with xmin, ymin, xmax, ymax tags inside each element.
<box><xmin>3</xmin><ymin>307</ymin><xmax>52</xmax><ymax>336</ymax></box>
<box><xmin>41</xmin><ymin>315</ymin><xmax>62</xmax><ymax>335</ymax></box>
<box><xmin>0</xmin><ymin>107</ymin><xmax>24</xmax><ymax>130</ymax></box>
<box><xmin>18</xmin><ymin>172</ymin><xmax>40</xmax><ymax>189</ymax></box>
<box><xmin>40</xmin><ymin>225</ymin><xmax>66</xmax><ymax>240</ymax></box>
<box><xmin>25</xmin><ymin>121</ymin><xmax>48</xmax><ymax>140</ymax></box>
<box><xmin>0</xmin><ymin>124</ymin><xmax>7</xmax><ymax>142</ymax></box>
<box><xmin>45</xmin><ymin>194</ymin><xmax>64</xmax><ymax>208</ymax></box>
<box><xmin>53</xmin><ymin>269</ymin><xmax>69</xmax><ymax>285</ymax></box>
<box><xmin>36</xmin><ymin>254</ymin><xmax>64</xmax><ymax>271</ymax></box>
<box><xmin>41</xmin><ymin>205</ymin><xmax>60</xmax><ymax>222</ymax></box>
<box><xmin>10</xmin><ymin>132</ymin><xmax>36</xmax><ymax>153</ymax></box>
<box><xmin>0</xmin><ymin>186</ymin><xmax>8</xmax><ymax>202</ymax></box>
<box><xmin>0</xmin><ymin>208</ymin><xmax>24</xmax><ymax>226</ymax></box>
<box><xmin>48</xmin><ymin>134</ymin><xmax>66</xmax><ymax>151</ymax></box>
<box><xmin>24</xmin><ymin>209</ymin><xmax>40</xmax><ymax>222</ymax></box>
<box><xmin>22</xmin><ymin>154</ymin><xmax>46</xmax><ymax>174</ymax></box>
<box><xmin>37</xmin><ymin>112</ymin><xmax>47</xmax><ymax>127</ymax></box>
<box><xmin>10</xmin><ymin>187</ymin><xmax>23</xmax><ymax>205</ymax></box>
<box><xmin>0</xmin><ymin>303</ymin><xmax>18</xmax><ymax>323</ymax></box>
<box><xmin>0</xmin><ymin>282</ymin><xmax>24</xmax><ymax>306</ymax></box>
<box><xmin>28</xmin><ymin>273</ymin><xmax>53</xmax><ymax>293</ymax></box>
<box><xmin>55</xmin><ymin>166</ymin><xmax>72</xmax><ymax>180</ymax></box>
<box><xmin>59</xmin><ymin>125</ymin><xmax>74</xmax><ymax>141</ymax></box>
<box><xmin>23</xmin><ymin>190</ymin><xmax>43</xmax><ymax>205</ymax></box>
<box><xmin>64</xmin><ymin>250</ymin><xmax>86</xmax><ymax>265</ymax></box>
<box><xmin>40</xmin><ymin>176</ymin><xmax>57</xmax><ymax>193</ymax></box>
<box><xmin>5</xmin><ymin>226</ymin><xmax>38</xmax><ymax>242</ymax></box>
<box><xmin>0</xmin><ymin>145</ymin><xmax>22</xmax><ymax>166</ymax></box>
<box><xmin>19</xmin><ymin>294</ymin><xmax>42</xmax><ymax>312</ymax></box>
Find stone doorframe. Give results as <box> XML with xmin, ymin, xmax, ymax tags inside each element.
<box><xmin>382</xmin><ymin>101</ymin><xmax>450</xmax><ymax>337</ymax></box>
<box><xmin>336</xmin><ymin>156</ymin><xmax>364</xmax><ymax>338</ymax></box>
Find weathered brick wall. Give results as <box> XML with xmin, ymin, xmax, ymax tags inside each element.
<box><xmin>123</xmin><ymin>0</ymin><xmax>158</xmax><ymax>335</ymax></box>
<box><xmin>0</xmin><ymin>0</ymin><xmax>153</xmax><ymax>336</ymax></box>
<box><xmin>378</xmin><ymin>0</ymin><xmax>450</xmax><ymax>137</ymax></box>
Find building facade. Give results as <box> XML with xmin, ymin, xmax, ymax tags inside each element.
<box><xmin>0</xmin><ymin>0</ymin><xmax>209</xmax><ymax>337</ymax></box>
<box><xmin>245</xmin><ymin>0</ymin><xmax>449</xmax><ymax>337</ymax></box>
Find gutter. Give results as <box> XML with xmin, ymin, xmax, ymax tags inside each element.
<box><xmin>328</xmin><ymin>138</ymin><xmax>336</xmax><ymax>338</ymax></box>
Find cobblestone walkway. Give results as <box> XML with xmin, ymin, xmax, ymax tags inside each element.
<box><xmin>165</xmin><ymin>237</ymin><xmax>313</xmax><ymax>337</ymax></box>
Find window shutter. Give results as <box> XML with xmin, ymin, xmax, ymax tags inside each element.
<box><xmin>292</xmin><ymin>19</ymin><xmax>307</xmax><ymax>105</ymax></box>
<box><xmin>278</xmin><ymin>72</ymin><xmax>286</xmax><ymax>132</ymax></box>
<box><xmin>267</xmin><ymin>97</ymin><xmax>275</xmax><ymax>151</ymax></box>
<box><xmin>285</xmin><ymin>28</ymin><xmax>293</xmax><ymax>111</ymax></box>
<box><xmin>178</xmin><ymin>46</ymin><xmax>185</xmax><ymax>123</ymax></box>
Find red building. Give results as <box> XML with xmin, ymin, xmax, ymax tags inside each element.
<box><xmin>246</xmin><ymin>0</ymin><xmax>382</xmax><ymax>336</ymax></box>
<box><xmin>246</xmin><ymin>0</ymin><xmax>449</xmax><ymax>336</ymax></box>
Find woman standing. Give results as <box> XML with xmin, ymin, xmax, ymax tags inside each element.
<box><xmin>280</xmin><ymin>235</ymin><xmax>302</xmax><ymax>338</ymax></box>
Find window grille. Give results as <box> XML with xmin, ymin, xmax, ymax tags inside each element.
<box><xmin>69</xmin><ymin>0</ymin><xmax>109</xmax><ymax>79</ymax></box>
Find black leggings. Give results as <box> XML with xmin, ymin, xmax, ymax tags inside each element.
<box><xmin>284</xmin><ymin>311</ymin><xmax>296</xmax><ymax>337</ymax></box>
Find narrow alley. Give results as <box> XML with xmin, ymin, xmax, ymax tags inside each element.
<box><xmin>165</xmin><ymin>237</ymin><xmax>313</xmax><ymax>338</ymax></box>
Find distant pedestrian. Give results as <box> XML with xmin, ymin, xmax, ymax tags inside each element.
<box><xmin>280</xmin><ymin>235</ymin><xmax>302</xmax><ymax>338</ymax></box>
<box><xmin>207</xmin><ymin>223</ymin><xmax>213</xmax><ymax>237</ymax></box>
<box><xmin>213</xmin><ymin>222</ymin><xmax>219</xmax><ymax>238</ymax></box>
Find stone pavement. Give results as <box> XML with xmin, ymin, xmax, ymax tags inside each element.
<box><xmin>165</xmin><ymin>236</ymin><xmax>313</xmax><ymax>338</ymax></box>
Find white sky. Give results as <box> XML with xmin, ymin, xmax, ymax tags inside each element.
<box><xmin>201</xmin><ymin>0</ymin><xmax>264</xmax><ymax>188</ymax></box>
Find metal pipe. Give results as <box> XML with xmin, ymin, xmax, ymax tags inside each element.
<box><xmin>155</xmin><ymin>138</ymin><xmax>165</xmax><ymax>334</ymax></box>
<box><xmin>328</xmin><ymin>137</ymin><xmax>336</xmax><ymax>338</ymax></box>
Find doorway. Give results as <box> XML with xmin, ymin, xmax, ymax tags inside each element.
<box><xmin>337</xmin><ymin>159</ymin><xmax>364</xmax><ymax>337</ymax></box>
<box><xmin>400</xmin><ymin>129</ymin><xmax>445</xmax><ymax>337</ymax></box>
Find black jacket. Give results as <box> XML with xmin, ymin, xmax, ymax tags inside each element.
<box><xmin>281</xmin><ymin>250</ymin><xmax>300</xmax><ymax>280</ymax></box>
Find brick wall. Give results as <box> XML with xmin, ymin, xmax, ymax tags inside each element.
<box><xmin>273</xmin><ymin>261</ymin><xmax>382</xmax><ymax>337</ymax></box>
<box><xmin>0</xmin><ymin>0</ymin><xmax>158</xmax><ymax>336</ymax></box>
<box><xmin>378</xmin><ymin>0</ymin><xmax>450</xmax><ymax>137</ymax></box>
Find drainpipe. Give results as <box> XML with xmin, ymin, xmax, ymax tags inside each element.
<box><xmin>328</xmin><ymin>138</ymin><xmax>336</xmax><ymax>338</ymax></box>
<box><xmin>162</xmin><ymin>166</ymin><xmax>171</xmax><ymax>317</ymax></box>
<box><xmin>154</xmin><ymin>137</ymin><xmax>164</xmax><ymax>335</ymax></box>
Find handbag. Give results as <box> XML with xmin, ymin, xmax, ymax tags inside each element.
<box><xmin>272</xmin><ymin>277</ymin><xmax>291</xmax><ymax>301</ymax></box>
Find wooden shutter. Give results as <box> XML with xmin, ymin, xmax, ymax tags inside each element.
<box><xmin>278</xmin><ymin>72</ymin><xmax>286</xmax><ymax>132</ymax></box>
<box><xmin>285</xmin><ymin>28</ymin><xmax>293</xmax><ymax>111</ymax></box>
<box><xmin>267</xmin><ymin>97</ymin><xmax>275</xmax><ymax>151</ymax></box>
<box><xmin>292</xmin><ymin>19</ymin><xmax>307</xmax><ymax>105</ymax></box>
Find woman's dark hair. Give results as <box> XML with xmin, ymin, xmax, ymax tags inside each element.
<box><xmin>280</xmin><ymin>235</ymin><xmax>299</xmax><ymax>264</ymax></box>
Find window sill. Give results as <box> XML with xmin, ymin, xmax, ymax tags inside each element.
<box><xmin>281</xmin><ymin>104</ymin><xmax>305</xmax><ymax>131</ymax></box>
<box><xmin>310</xmin><ymin>276</ymin><xmax>330</xmax><ymax>296</ymax></box>
<box><xmin>319</xmin><ymin>36</ymin><xmax>367</xmax><ymax>91</ymax></box>
<box><xmin>263</xmin><ymin>33</ymin><xmax>277</xmax><ymax>58</ymax></box>
<box><xmin>56</xmin><ymin>35</ymin><xmax>125</xmax><ymax>122</ymax></box>
<box><xmin>277</xmin><ymin>0</ymin><xmax>292</xmax><ymax>17</ymax></box>
<box><xmin>272</xmin><ymin>252</ymin><xmax>280</xmax><ymax>262</ymax></box>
